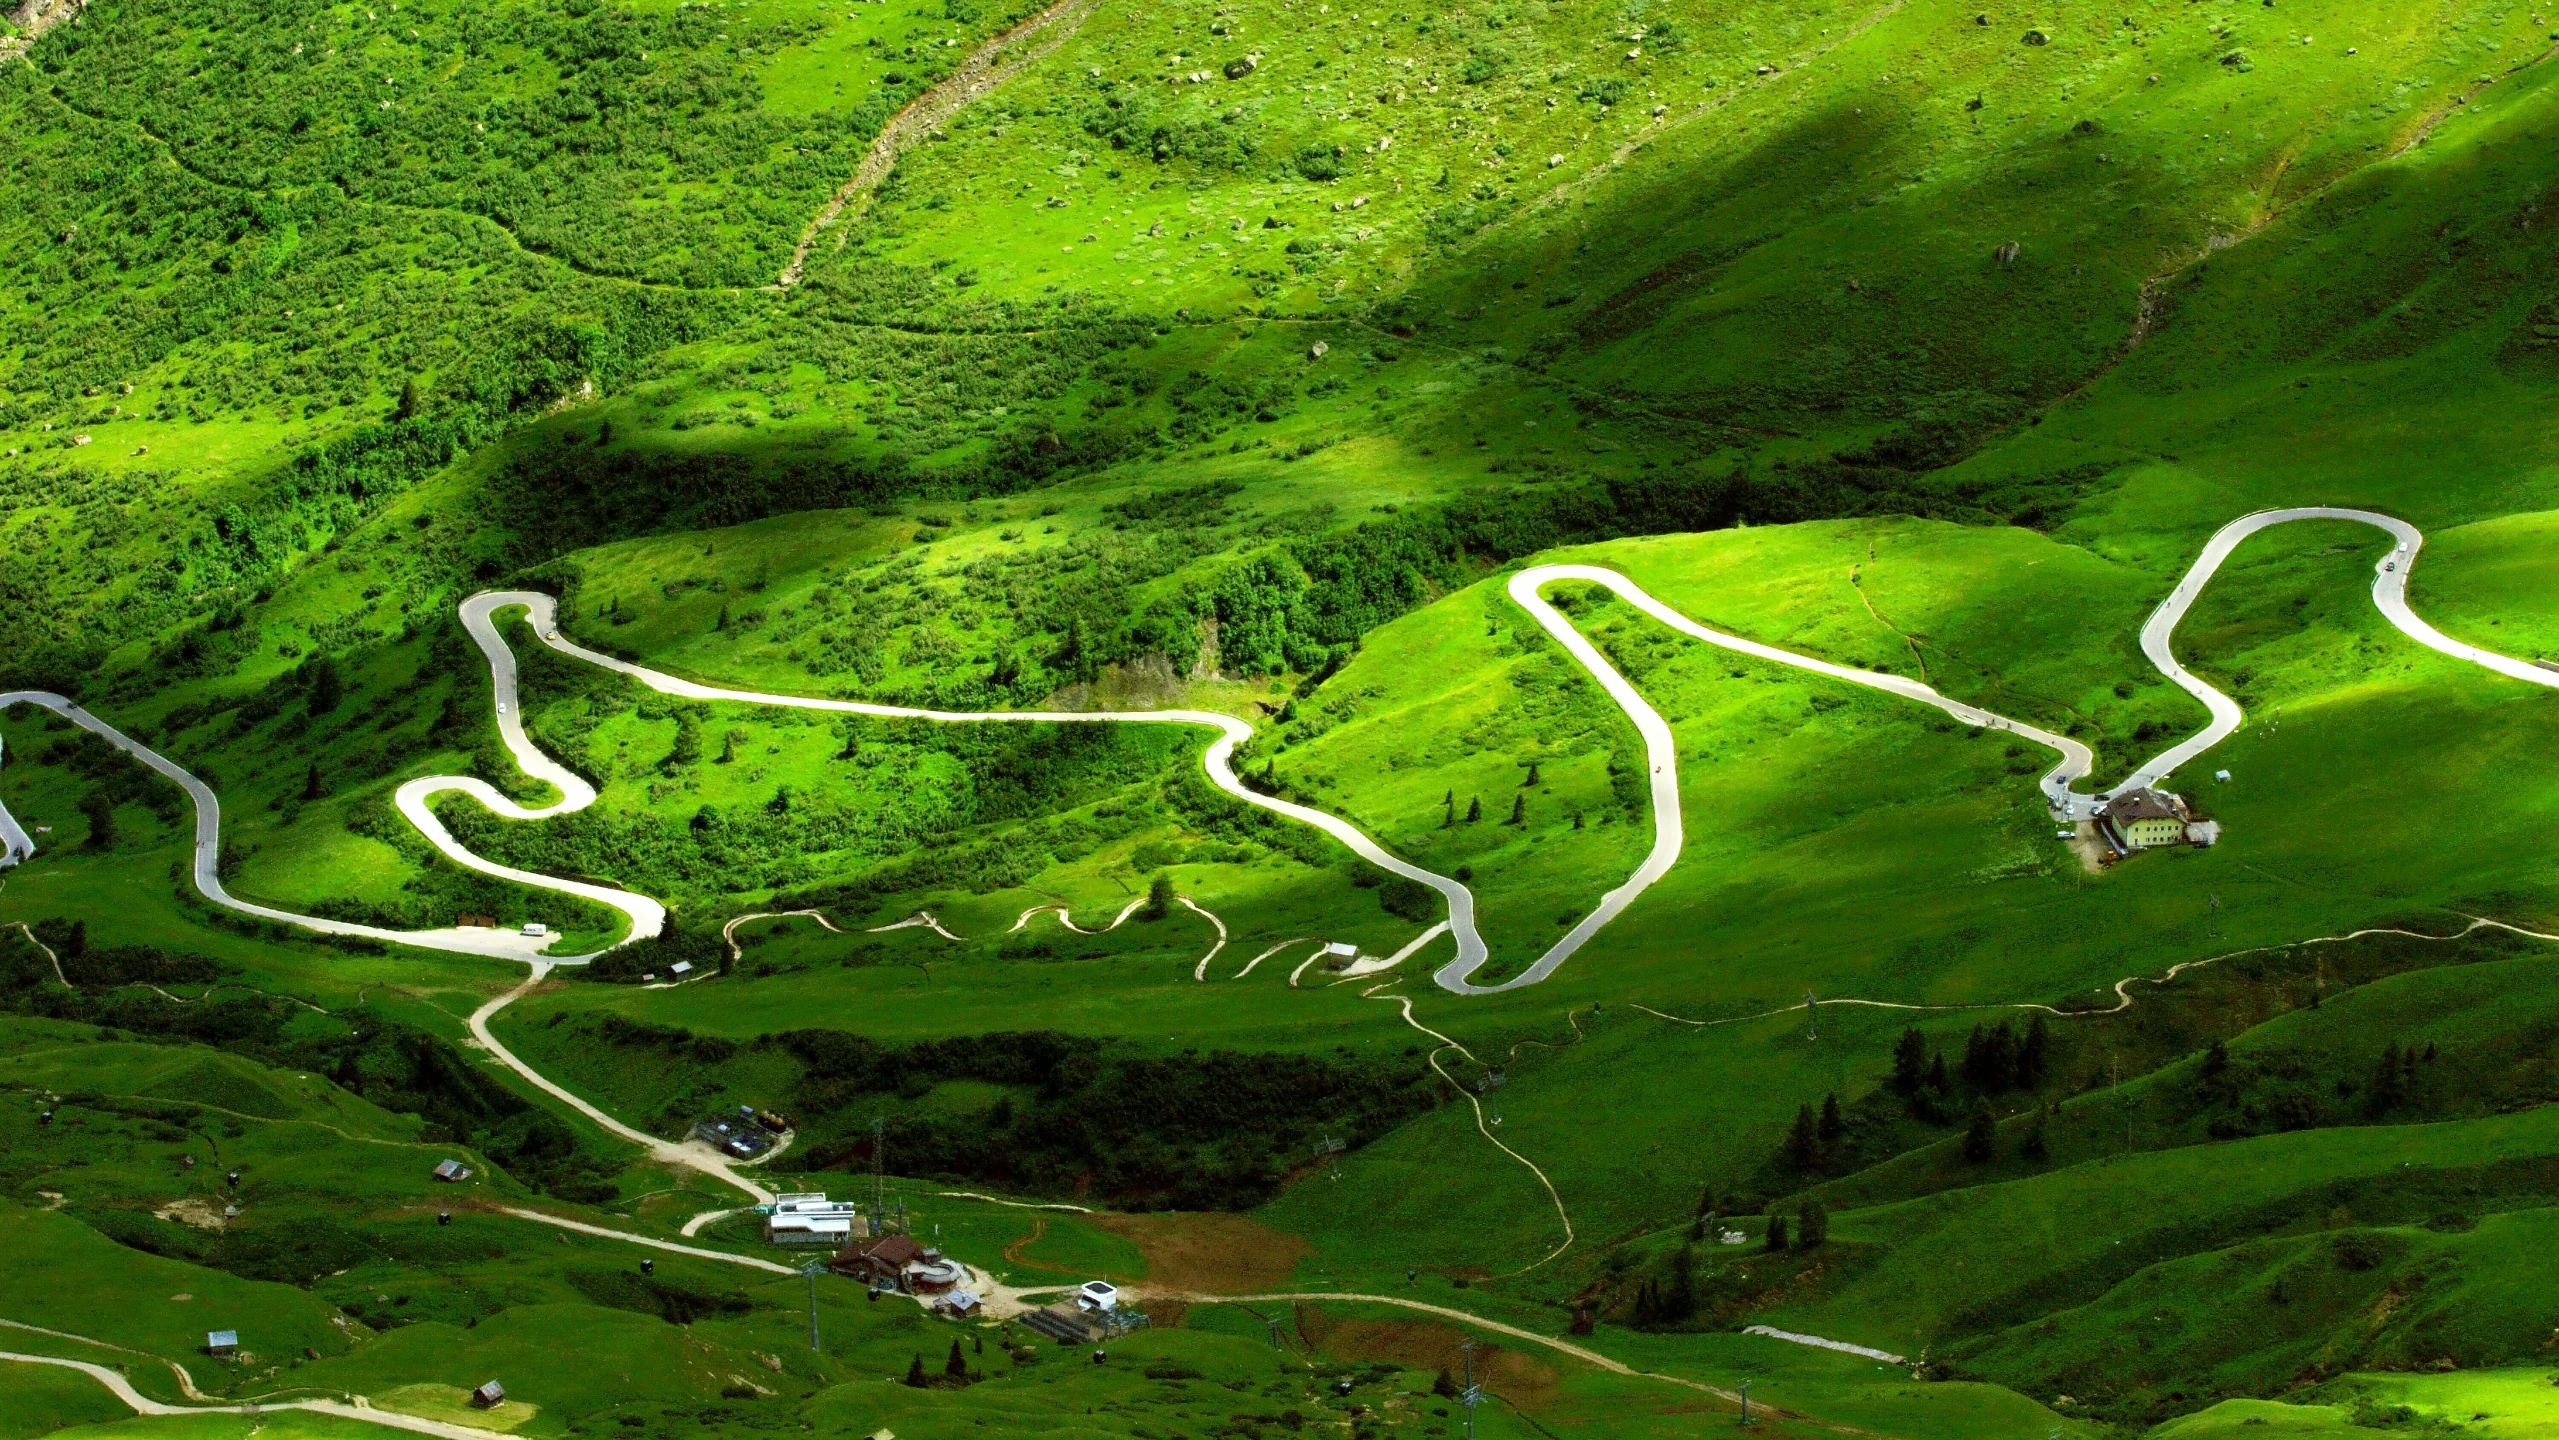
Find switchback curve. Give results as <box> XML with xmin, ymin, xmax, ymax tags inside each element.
<box><xmin>2</xmin><ymin>508</ymin><xmax>2548</xmax><ymax>996</ymax></box>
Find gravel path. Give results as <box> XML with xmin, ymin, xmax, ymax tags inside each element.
<box><xmin>4</xmin><ymin>510</ymin><xmax>2549</xmax><ymax>995</ymax></box>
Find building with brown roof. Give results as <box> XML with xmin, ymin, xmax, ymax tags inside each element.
<box><xmin>829</xmin><ymin>1232</ymin><xmax>923</xmax><ymax>1289</ymax></box>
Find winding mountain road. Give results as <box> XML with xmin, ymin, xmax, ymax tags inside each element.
<box><xmin>0</xmin><ymin>1348</ymin><xmax>522</xmax><ymax>1440</ymax></box>
<box><xmin>2</xmin><ymin>508</ymin><xmax>2550</xmax><ymax>995</ymax></box>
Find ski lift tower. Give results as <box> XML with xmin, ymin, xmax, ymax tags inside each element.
<box><xmin>798</xmin><ymin>1256</ymin><xmax>826</xmax><ymax>1354</ymax></box>
<box><xmin>1313</xmin><ymin>1134</ymin><xmax>1347</xmax><ymax>1180</ymax></box>
<box><xmin>1459</xmin><ymin>1340</ymin><xmax>1484</xmax><ymax>1440</ymax></box>
<box><xmin>1476</xmin><ymin>1069</ymin><xmax>1506</xmax><ymax>1126</ymax></box>
<box><xmin>868</xmin><ymin>1113</ymin><xmax>887</xmax><ymax>1218</ymax></box>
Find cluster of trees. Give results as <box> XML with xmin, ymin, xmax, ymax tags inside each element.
<box><xmin>589</xmin><ymin>1018</ymin><xmax>1434</xmax><ymax>1209</ymax></box>
<box><xmin>445</xmin><ymin>707</ymin><xmax>1186</xmax><ymax>905</ymax></box>
<box><xmin>33</xmin><ymin>0</ymin><xmax>945</xmax><ymax>288</ymax></box>
<box><xmin>0</xmin><ymin>925</ymin><xmax>622</xmax><ymax>1214</ymax></box>
<box><xmin>1890</xmin><ymin>1017</ymin><xmax>2052</xmax><ymax>1119</ymax></box>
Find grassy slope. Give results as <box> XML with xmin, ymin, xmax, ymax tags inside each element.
<box><xmin>5</xmin><ymin>0</ymin><xmax>2559</xmax><ymax>1436</ymax></box>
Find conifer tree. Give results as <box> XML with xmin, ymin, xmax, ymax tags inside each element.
<box><xmin>1963</xmin><ymin>1099</ymin><xmax>1998</xmax><ymax>1163</ymax></box>
<box><xmin>1818</xmin><ymin>1093</ymin><xmax>1845</xmax><ymax>1139</ymax></box>
<box><xmin>1785</xmin><ymin>1103</ymin><xmax>1821</xmax><ymax>1169</ymax></box>
<box><xmin>1795</xmin><ymin>1199</ymin><xmax>1829</xmax><ymax>1249</ymax></box>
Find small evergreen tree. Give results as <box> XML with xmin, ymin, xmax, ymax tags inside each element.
<box><xmin>1465</xmin><ymin>796</ymin><xmax>1482</xmax><ymax>822</ymax></box>
<box><xmin>946</xmin><ymin>1339</ymin><xmax>968</xmax><ymax>1379</ymax></box>
<box><xmin>302</xmin><ymin>763</ymin><xmax>324</xmax><ymax>801</ymax></box>
<box><xmin>2020</xmin><ymin>1012</ymin><xmax>2052</xmax><ymax>1086</ymax></box>
<box><xmin>2202</xmin><ymin>1038</ymin><xmax>2229</xmax><ymax>1077</ymax></box>
<box><xmin>395</xmin><ymin>377</ymin><xmax>421</xmax><ymax>420</ymax></box>
<box><xmin>1927</xmin><ymin>1053</ymin><xmax>1950</xmax><ymax>1091</ymax></box>
<box><xmin>1507</xmin><ymin>793</ymin><xmax>1526</xmax><ymax>825</ymax></box>
<box><xmin>1891</xmin><ymin>1028</ymin><xmax>1929</xmax><ymax>1094</ymax></box>
<box><xmin>1963</xmin><ymin>1099</ymin><xmax>1998</xmax><ymax>1163</ymax></box>
<box><xmin>79</xmin><ymin>791</ymin><xmax>116</xmax><ymax>852</ymax></box>
<box><xmin>904</xmin><ymin>1355</ymin><xmax>927</xmax><ymax>1388</ymax></box>
<box><xmin>1524</xmin><ymin>762</ymin><xmax>1541</xmax><ymax>786</ymax></box>
<box><xmin>1664</xmin><ymin>1244</ymin><xmax>1697</xmax><ymax>1321</ymax></box>
<box><xmin>2023</xmin><ymin>1113</ymin><xmax>2049</xmax><ymax>1160</ymax></box>
<box><xmin>1795</xmin><ymin>1198</ymin><xmax>1829</xmax><ymax>1250</ymax></box>
<box><xmin>664</xmin><ymin>710</ymin><xmax>703</xmax><ymax>772</ymax></box>
<box><xmin>1433</xmin><ymin>1368</ymin><xmax>1459</xmax><ymax>1398</ymax></box>
<box><xmin>1144</xmin><ymin>872</ymin><xmax>1176</xmax><ymax>920</ymax></box>
<box><xmin>1785</xmin><ymin>1102</ymin><xmax>1821</xmax><ymax>1169</ymax></box>
<box><xmin>2366</xmin><ymin>1041</ymin><xmax>2404</xmax><ymax>1118</ymax></box>
<box><xmin>1818</xmin><ymin>1093</ymin><xmax>1845</xmax><ymax>1139</ymax></box>
<box><xmin>305</xmin><ymin>656</ymin><xmax>344</xmax><ymax>716</ymax></box>
<box><xmin>1764</xmin><ymin>1213</ymin><xmax>1789</xmax><ymax>1251</ymax></box>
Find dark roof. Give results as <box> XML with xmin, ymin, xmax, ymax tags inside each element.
<box><xmin>842</xmin><ymin>1233</ymin><xmax>923</xmax><ymax>1266</ymax></box>
<box><xmin>2102</xmin><ymin>789</ymin><xmax>2182</xmax><ymax>822</ymax></box>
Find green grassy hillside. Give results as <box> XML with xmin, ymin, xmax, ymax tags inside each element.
<box><xmin>9</xmin><ymin>0</ymin><xmax>2559</xmax><ymax>1434</ymax></box>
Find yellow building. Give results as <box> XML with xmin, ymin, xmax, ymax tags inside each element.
<box><xmin>2100</xmin><ymin>789</ymin><xmax>2192</xmax><ymax>852</ymax></box>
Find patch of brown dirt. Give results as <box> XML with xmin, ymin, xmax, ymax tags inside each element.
<box><xmin>1090</xmin><ymin>1212</ymin><xmax>1311</xmax><ymax>1293</ymax></box>
<box><xmin>1289</xmin><ymin>1306</ymin><xmax>1562</xmax><ymax>1412</ymax></box>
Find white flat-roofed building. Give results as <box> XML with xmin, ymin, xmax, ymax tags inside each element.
<box><xmin>767</xmin><ymin>1192</ymin><xmax>859</xmax><ymax>1245</ymax></box>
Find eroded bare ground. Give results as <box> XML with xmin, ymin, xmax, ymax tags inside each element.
<box><xmin>775</xmin><ymin>0</ymin><xmax>1106</xmax><ymax>288</ymax></box>
<box><xmin>1</xmin><ymin>0</ymin><xmax>85</xmax><ymax>65</ymax></box>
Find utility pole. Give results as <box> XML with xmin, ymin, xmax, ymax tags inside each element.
<box><xmin>869</xmin><ymin>1113</ymin><xmax>887</xmax><ymax>1218</ymax></box>
<box><xmin>1476</xmin><ymin>1069</ymin><xmax>1506</xmax><ymax>1126</ymax></box>
<box><xmin>799</xmin><ymin>1256</ymin><xmax>825</xmax><ymax>1354</ymax></box>
<box><xmin>1804</xmin><ymin>990</ymin><xmax>1819</xmax><ymax>1041</ymax></box>
<box><xmin>1459</xmin><ymin>1341</ymin><xmax>1482</xmax><ymax>1440</ymax></box>
<box><xmin>1314</xmin><ymin>1135</ymin><xmax>1347</xmax><ymax>1180</ymax></box>
<box><xmin>1738</xmin><ymin>1376</ymin><xmax>1753</xmax><ymax>1428</ymax></box>
<box><xmin>2208</xmin><ymin>892</ymin><xmax>2221</xmax><ymax>940</ymax></box>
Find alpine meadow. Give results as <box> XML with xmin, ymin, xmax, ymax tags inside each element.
<box><xmin>7</xmin><ymin>0</ymin><xmax>2559</xmax><ymax>1434</ymax></box>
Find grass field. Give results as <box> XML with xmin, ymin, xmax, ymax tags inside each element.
<box><xmin>10</xmin><ymin>0</ymin><xmax>2559</xmax><ymax>1432</ymax></box>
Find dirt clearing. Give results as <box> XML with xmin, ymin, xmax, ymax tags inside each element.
<box><xmin>1291</xmin><ymin>1306</ymin><xmax>1562</xmax><ymax>1411</ymax></box>
<box><xmin>1092</xmin><ymin>1211</ymin><xmax>1311</xmax><ymax>1293</ymax></box>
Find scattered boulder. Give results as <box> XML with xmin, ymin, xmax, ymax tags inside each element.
<box><xmin>1996</xmin><ymin>241</ymin><xmax>2021</xmax><ymax>265</ymax></box>
<box><xmin>1547</xmin><ymin>152</ymin><xmax>1565</xmax><ymax>167</ymax></box>
<box><xmin>1309</xmin><ymin>340</ymin><xmax>1329</xmax><ymax>360</ymax></box>
<box><xmin>1224</xmin><ymin>53</ymin><xmax>1259</xmax><ymax>79</ymax></box>
<box><xmin>2023</xmin><ymin>28</ymin><xmax>2049</xmax><ymax>45</ymax></box>
<box><xmin>1975</xmin><ymin>12</ymin><xmax>1990</xmax><ymax>24</ymax></box>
